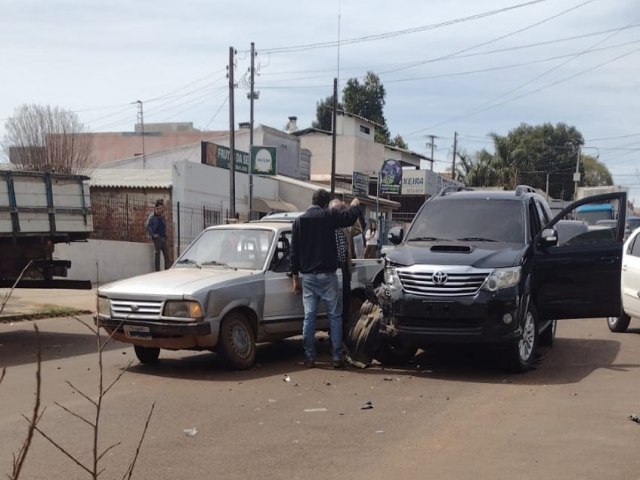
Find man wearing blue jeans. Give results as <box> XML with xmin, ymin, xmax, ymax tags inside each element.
<box><xmin>291</xmin><ymin>189</ymin><xmax>361</xmax><ymax>368</ymax></box>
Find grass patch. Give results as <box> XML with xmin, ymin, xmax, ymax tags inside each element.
<box><xmin>0</xmin><ymin>306</ymin><xmax>93</xmax><ymax>323</ymax></box>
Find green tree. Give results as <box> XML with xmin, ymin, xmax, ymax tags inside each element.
<box><xmin>311</xmin><ymin>96</ymin><xmax>342</xmax><ymax>131</ymax></box>
<box><xmin>390</xmin><ymin>134</ymin><xmax>408</xmax><ymax>150</ymax></box>
<box><xmin>342</xmin><ymin>72</ymin><xmax>391</xmax><ymax>144</ymax></box>
<box><xmin>2</xmin><ymin>104</ymin><xmax>93</xmax><ymax>174</ymax></box>
<box><xmin>581</xmin><ymin>154</ymin><xmax>613</xmax><ymax>186</ymax></box>
<box><xmin>457</xmin><ymin>149</ymin><xmax>502</xmax><ymax>187</ymax></box>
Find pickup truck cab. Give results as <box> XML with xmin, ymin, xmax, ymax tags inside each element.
<box><xmin>350</xmin><ymin>186</ymin><xmax>627</xmax><ymax>372</ymax></box>
<box><xmin>96</xmin><ymin>219</ymin><xmax>381</xmax><ymax>369</ymax></box>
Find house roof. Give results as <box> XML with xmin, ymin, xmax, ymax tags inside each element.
<box><xmin>88</xmin><ymin>169</ymin><xmax>172</xmax><ymax>189</ymax></box>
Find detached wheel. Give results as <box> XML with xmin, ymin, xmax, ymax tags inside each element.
<box><xmin>607</xmin><ymin>313</ymin><xmax>631</xmax><ymax>333</ymax></box>
<box><xmin>505</xmin><ymin>302</ymin><xmax>538</xmax><ymax>373</ymax></box>
<box><xmin>346</xmin><ymin>294</ymin><xmax>365</xmax><ymax>333</ymax></box>
<box><xmin>134</xmin><ymin>345</ymin><xmax>160</xmax><ymax>364</ymax></box>
<box><xmin>219</xmin><ymin>311</ymin><xmax>256</xmax><ymax>370</ymax></box>
<box><xmin>539</xmin><ymin>319</ymin><xmax>557</xmax><ymax>347</ymax></box>
<box><xmin>345</xmin><ymin>300</ymin><xmax>383</xmax><ymax>367</ymax></box>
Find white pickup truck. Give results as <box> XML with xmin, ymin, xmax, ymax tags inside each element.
<box><xmin>96</xmin><ymin>218</ymin><xmax>382</xmax><ymax>369</ymax></box>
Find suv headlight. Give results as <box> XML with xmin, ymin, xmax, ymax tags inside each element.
<box><xmin>384</xmin><ymin>265</ymin><xmax>402</xmax><ymax>290</ymax></box>
<box><xmin>163</xmin><ymin>301</ymin><xmax>203</xmax><ymax>320</ymax></box>
<box><xmin>482</xmin><ymin>267</ymin><xmax>521</xmax><ymax>292</ymax></box>
<box><xmin>97</xmin><ymin>296</ymin><xmax>111</xmax><ymax>316</ymax></box>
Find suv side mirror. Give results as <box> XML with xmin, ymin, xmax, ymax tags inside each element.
<box><xmin>539</xmin><ymin>228</ymin><xmax>558</xmax><ymax>247</ymax></box>
<box><xmin>388</xmin><ymin>227</ymin><xmax>404</xmax><ymax>245</ymax></box>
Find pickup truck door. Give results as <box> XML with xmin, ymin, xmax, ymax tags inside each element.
<box><xmin>533</xmin><ymin>192</ymin><xmax>626</xmax><ymax>320</ymax></box>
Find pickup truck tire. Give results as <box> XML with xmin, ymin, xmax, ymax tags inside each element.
<box><xmin>538</xmin><ymin>319</ymin><xmax>557</xmax><ymax>346</ymax></box>
<box><xmin>134</xmin><ymin>346</ymin><xmax>160</xmax><ymax>364</ymax></box>
<box><xmin>607</xmin><ymin>313</ymin><xmax>631</xmax><ymax>333</ymax></box>
<box><xmin>219</xmin><ymin>311</ymin><xmax>256</xmax><ymax>370</ymax></box>
<box><xmin>377</xmin><ymin>341</ymin><xmax>418</xmax><ymax>366</ymax></box>
<box><xmin>505</xmin><ymin>302</ymin><xmax>538</xmax><ymax>373</ymax></box>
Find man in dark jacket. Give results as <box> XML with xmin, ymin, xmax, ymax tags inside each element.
<box><xmin>291</xmin><ymin>189</ymin><xmax>361</xmax><ymax>368</ymax></box>
<box><xmin>146</xmin><ymin>199</ymin><xmax>171</xmax><ymax>271</ymax></box>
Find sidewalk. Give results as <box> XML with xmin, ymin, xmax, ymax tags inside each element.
<box><xmin>0</xmin><ymin>288</ymin><xmax>96</xmax><ymax>321</ymax></box>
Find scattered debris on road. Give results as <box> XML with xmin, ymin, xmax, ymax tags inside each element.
<box><xmin>183</xmin><ymin>427</ymin><xmax>198</xmax><ymax>437</ymax></box>
<box><xmin>304</xmin><ymin>408</ymin><xmax>328</xmax><ymax>413</ymax></box>
<box><xmin>283</xmin><ymin>374</ymin><xmax>291</xmax><ymax>382</ymax></box>
<box><xmin>629</xmin><ymin>414</ymin><xmax>640</xmax><ymax>424</ymax></box>
<box><xmin>360</xmin><ymin>401</ymin><xmax>374</xmax><ymax>410</ymax></box>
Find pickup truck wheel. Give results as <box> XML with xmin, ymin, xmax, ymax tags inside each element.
<box><xmin>346</xmin><ymin>295</ymin><xmax>364</xmax><ymax>332</ymax></box>
<box><xmin>607</xmin><ymin>313</ymin><xmax>631</xmax><ymax>333</ymax></box>
<box><xmin>376</xmin><ymin>341</ymin><xmax>418</xmax><ymax>366</ymax></box>
<box><xmin>538</xmin><ymin>319</ymin><xmax>557</xmax><ymax>347</ymax></box>
<box><xmin>345</xmin><ymin>300</ymin><xmax>382</xmax><ymax>367</ymax></box>
<box><xmin>134</xmin><ymin>345</ymin><xmax>160</xmax><ymax>364</ymax></box>
<box><xmin>219</xmin><ymin>312</ymin><xmax>256</xmax><ymax>370</ymax></box>
<box><xmin>505</xmin><ymin>302</ymin><xmax>538</xmax><ymax>373</ymax></box>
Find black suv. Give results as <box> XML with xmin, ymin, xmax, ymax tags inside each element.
<box><xmin>348</xmin><ymin>186</ymin><xmax>627</xmax><ymax>372</ymax></box>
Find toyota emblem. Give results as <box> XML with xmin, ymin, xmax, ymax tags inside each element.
<box><xmin>432</xmin><ymin>271</ymin><xmax>448</xmax><ymax>286</ymax></box>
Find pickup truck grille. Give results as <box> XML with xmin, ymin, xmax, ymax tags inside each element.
<box><xmin>396</xmin><ymin>266</ymin><xmax>491</xmax><ymax>297</ymax></box>
<box><xmin>109</xmin><ymin>299</ymin><xmax>163</xmax><ymax>320</ymax></box>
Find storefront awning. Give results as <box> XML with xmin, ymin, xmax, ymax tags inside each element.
<box><xmin>253</xmin><ymin>197</ymin><xmax>298</xmax><ymax>213</ymax></box>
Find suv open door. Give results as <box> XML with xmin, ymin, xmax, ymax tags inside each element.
<box><xmin>534</xmin><ymin>192</ymin><xmax>627</xmax><ymax>320</ymax></box>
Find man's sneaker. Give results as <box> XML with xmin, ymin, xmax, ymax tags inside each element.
<box><xmin>303</xmin><ymin>358</ymin><xmax>316</xmax><ymax>368</ymax></box>
<box><xmin>332</xmin><ymin>358</ymin><xmax>345</xmax><ymax>369</ymax></box>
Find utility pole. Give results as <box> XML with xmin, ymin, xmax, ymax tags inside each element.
<box><xmin>133</xmin><ymin>100</ymin><xmax>146</xmax><ymax>169</ymax></box>
<box><xmin>248</xmin><ymin>41</ymin><xmax>256</xmax><ymax>220</ymax></box>
<box><xmin>426</xmin><ymin>134</ymin><xmax>437</xmax><ymax>171</ymax></box>
<box><xmin>451</xmin><ymin>131</ymin><xmax>458</xmax><ymax>181</ymax></box>
<box><xmin>228</xmin><ymin>46</ymin><xmax>236</xmax><ymax>220</ymax></box>
<box><xmin>330</xmin><ymin>77</ymin><xmax>338</xmax><ymax>195</ymax></box>
<box><xmin>574</xmin><ymin>144</ymin><xmax>581</xmax><ymax>201</ymax></box>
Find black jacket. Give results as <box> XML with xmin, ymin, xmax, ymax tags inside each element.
<box><xmin>291</xmin><ymin>204</ymin><xmax>361</xmax><ymax>275</ymax></box>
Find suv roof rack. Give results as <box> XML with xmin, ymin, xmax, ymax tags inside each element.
<box><xmin>438</xmin><ymin>185</ymin><xmax>474</xmax><ymax>196</ymax></box>
<box><xmin>515</xmin><ymin>185</ymin><xmax>537</xmax><ymax>196</ymax></box>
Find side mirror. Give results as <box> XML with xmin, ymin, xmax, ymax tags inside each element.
<box><xmin>388</xmin><ymin>227</ymin><xmax>404</xmax><ymax>245</ymax></box>
<box><xmin>539</xmin><ymin>228</ymin><xmax>558</xmax><ymax>247</ymax></box>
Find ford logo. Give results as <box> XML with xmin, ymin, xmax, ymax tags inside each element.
<box><xmin>432</xmin><ymin>271</ymin><xmax>448</xmax><ymax>286</ymax></box>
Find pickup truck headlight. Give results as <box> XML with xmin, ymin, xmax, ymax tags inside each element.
<box><xmin>384</xmin><ymin>265</ymin><xmax>402</xmax><ymax>290</ymax></box>
<box><xmin>97</xmin><ymin>296</ymin><xmax>111</xmax><ymax>316</ymax></box>
<box><xmin>163</xmin><ymin>301</ymin><xmax>203</xmax><ymax>320</ymax></box>
<box><xmin>482</xmin><ymin>267</ymin><xmax>521</xmax><ymax>292</ymax></box>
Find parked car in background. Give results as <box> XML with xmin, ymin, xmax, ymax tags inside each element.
<box><xmin>625</xmin><ymin>216</ymin><xmax>640</xmax><ymax>240</ymax></box>
<box><xmin>608</xmin><ymin>225</ymin><xmax>640</xmax><ymax>332</ymax></box>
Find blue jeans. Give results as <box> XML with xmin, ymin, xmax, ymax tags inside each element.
<box><xmin>301</xmin><ymin>272</ymin><xmax>342</xmax><ymax>361</ymax></box>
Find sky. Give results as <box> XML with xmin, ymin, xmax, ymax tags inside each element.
<box><xmin>1</xmin><ymin>0</ymin><xmax>639</xmax><ymax>200</ymax></box>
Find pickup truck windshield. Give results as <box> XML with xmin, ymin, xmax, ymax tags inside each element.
<box><xmin>406</xmin><ymin>199</ymin><xmax>525</xmax><ymax>244</ymax></box>
<box><xmin>177</xmin><ymin>228</ymin><xmax>275</xmax><ymax>270</ymax></box>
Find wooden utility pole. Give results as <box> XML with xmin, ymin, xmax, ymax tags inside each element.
<box><xmin>451</xmin><ymin>131</ymin><xmax>458</xmax><ymax>180</ymax></box>
<box><xmin>331</xmin><ymin>77</ymin><xmax>338</xmax><ymax>195</ymax></box>
<box><xmin>228</xmin><ymin>46</ymin><xmax>236</xmax><ymax>220</ymax></box>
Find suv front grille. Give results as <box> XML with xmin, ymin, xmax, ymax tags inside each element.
<box><xmin>396</xmin><ymin>266</ymin><xmax>491</xmax><ymax>297</ymax></box>
<box><xmin>109</xmin><ymin>299</ymin><xmax>163</xmax><ymax>320</ymax></box>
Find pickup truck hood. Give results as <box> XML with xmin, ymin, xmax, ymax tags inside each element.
<box><xmin>99</xmin><ymin>267</ymin><xmax>258</xmax><ymax>297</ymax></box>
<box><xmin>386</xmin><ymin>242</ymin><xmax>526</xmax><ymax>269</ymax></box>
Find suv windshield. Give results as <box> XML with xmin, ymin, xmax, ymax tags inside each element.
<box><xmin>406</xmin><ymin>198</ymin><xmax>525</xmax><ymax>244</ymax></box>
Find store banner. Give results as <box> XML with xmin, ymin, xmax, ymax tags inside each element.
<box><xmin>379</xmin><ymin>159</ymin><xmax>402</xmax><ymax>195</ymax></box>
<box><xmin>250</xmin><ymin>146</ymin><xmax>277</xmax><ymax>175</ymax></box>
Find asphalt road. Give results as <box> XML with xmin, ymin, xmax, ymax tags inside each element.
<box><xmin>1</xmin><ymin>315</ymin><xmax>640</xmax><ymax>480</ymax></box>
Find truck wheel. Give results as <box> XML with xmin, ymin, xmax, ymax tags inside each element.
<box><xmin>505</xmin><ymin>302</ymin><xmax>538</xmax><ymax>373</ymax></box>
<box><xmin>219</xmin><ymin>311</ymin><xmax>256</xmax><ymax>370</ymax></box>
<box><xmin>538</xmin><ymin>319</ymin><xmax>557</xmax><ymax>347</ymax></box>
<box><xmin>346</xmin><ymin>294</ymin><xmax>364</xmax><ymax>332</ymax></box>
<box><xmin>345</xmin><ymin>300</ymin><xmax>382</xmax><ymax>367</ymax></box>
<box><xmin>376</xmin><ymin>341</ymin><xmax>418</xmax><ymax>366</ymax></box>
<box><xmin>134</xmin><ymin>345</ymin><xmax>160</xmax><ymax>364</ymax></box>
<box><xmin>607</xmin><ymin>313</ymin><xmax>631</xmax><ymax>333</ymax></box>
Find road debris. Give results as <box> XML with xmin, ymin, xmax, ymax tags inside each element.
<box><xmin>629</xmin><ymin>414</ymin><xmax>640</xmax><ymax>424</ymax></box>
<box><xmin>283</xmin><ymin>374</ymin><xmax>291</xmax><ymax>382</ymax></box>
<box><xmin>183</xmin><ymin>427</ymin><xmax>198</xmax><ymax>437</ymax></box>
<box><xmin>304</xmin><ymin>408</ymin><xmax>328</xmax><ymax>413</ymax></box>
<box><xmin>375</xmin><ymin>430</ymin><xmax>384</xmax><ymax>434</ymax></box>
<box><xmin>360</xmin><ymin>401</ymin><xmax>374</xmax><ymax>410</ymax></box>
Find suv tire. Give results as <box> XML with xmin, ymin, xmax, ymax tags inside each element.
<box><xmin>505</xmin><ymin>302</ymin><xmax>538</xmax><ymax>373</ymax></box>
<box><xmin>539</xmin><ymin>319</ymin><xmax>557</xmax><ymax>346</ymax></box>
<box><xmin>607</xmin><ymin>313</ymin><xmax>631</xmax><ymax>333</ymax></box>
<box><xmin>134</xmin><ymin>345</ymin><xmax>160</xmax><ymax>364</ymax></box>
